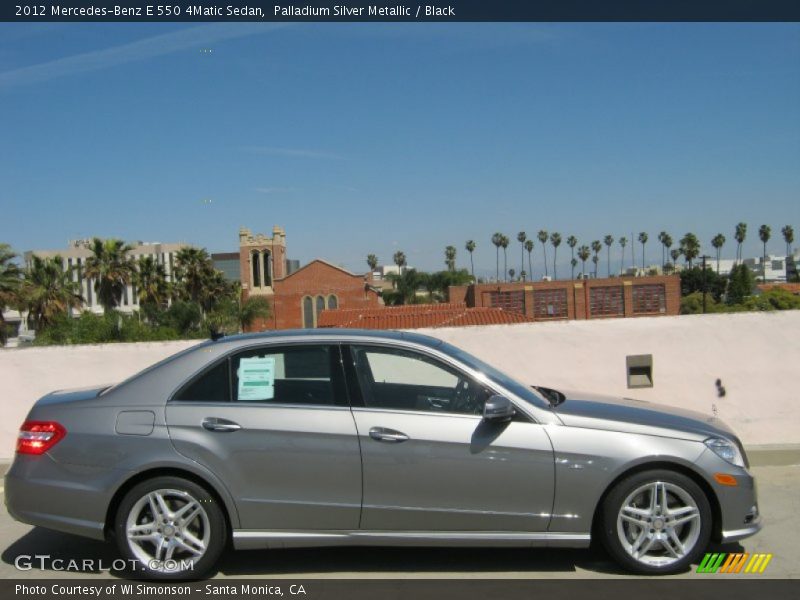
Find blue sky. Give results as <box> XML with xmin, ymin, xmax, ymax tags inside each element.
<box><xmin>1</xmin><ymin>23</ymin><xmax>798</xmax><ymax>277</ymax></box>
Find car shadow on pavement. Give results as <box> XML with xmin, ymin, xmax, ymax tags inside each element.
<box><xmin>2</xmin><ymin>527</ymin><xmax>119</xmax><ymax>575</ymax></box>
<box><xmin>216</xmin><ymin>545</ymin><xmax>629</xmax><ymax>577</ymax></box>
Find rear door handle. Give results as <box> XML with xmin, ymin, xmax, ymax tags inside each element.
<box><xmin>369</xmin><ymin>427</ymin><xmax>409</xmax><ymax>443</ymax></box>
<box><xmin>202</xmin><ymin>418</ymin><xmax>242</xmax><ymax>433</ymax></box>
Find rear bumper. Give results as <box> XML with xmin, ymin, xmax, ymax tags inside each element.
<box><xmin>4</xmin><ymin>454</ymin><xmax>125</xmax><ymax>541</ymax></box>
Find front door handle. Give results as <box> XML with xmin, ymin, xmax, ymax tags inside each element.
<box><xmin>202</xmin><ymin>417</ymin><xmax>242</xmax><ymax>433</ymax></box>
<box><xmin>369</xmin><ymin>427</ymin><xmax>409</xmax><ymax>443</ymax></box>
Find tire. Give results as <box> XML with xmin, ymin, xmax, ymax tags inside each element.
<box><xmin>114</xmin><ymin>476</ymin><xmax>227</xmax><ymax>580</ymax></box>
<box><xmin>600</xmin><ymin>469</ymin><xmax>712</xmax><ymax>575</ymax></box>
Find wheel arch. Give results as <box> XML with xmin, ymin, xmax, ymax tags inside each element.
<box><xmin>104</xmin><ymin>466</ymin><xmax>238</xmax><ymax>541</ymax></box>
<box><xmin>590</xmin><ymin>460</ymin><xmax>722</xmax><ymax>544</ymax></box>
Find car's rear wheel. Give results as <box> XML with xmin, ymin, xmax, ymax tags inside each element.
<box><xmin>600</xmin><ymin>469</ymin><xmax>712</xmax><ymax>574</ymax></box>
<box><xmin>114</xmin><ymin>476</ymin><xmax>226</xmax><ymax>580</ymax></box>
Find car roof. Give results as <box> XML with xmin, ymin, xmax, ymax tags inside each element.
<box><xmin>210</xmin><ymin>328</ymin><xmax>445</xmax><ymax>349</ymax></box>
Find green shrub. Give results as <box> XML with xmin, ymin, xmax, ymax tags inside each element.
<box><xmin>680</xmin><ymin>291</ymin><xmax>721</xmax><ymax>314</ymax></box>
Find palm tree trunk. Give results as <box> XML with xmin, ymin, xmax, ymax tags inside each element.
<box><xmin>542</xmin><ymin>247</ymin><xmax>548</xmax><ymax>277</ymax></box>
<box><xmin>607</xmin><ymin>248</ymin><xmax>611</xmax><ymax>277</ymax></box>
<box><xmin>528</xmin><ymin>253</ymin><xmax>533</xmax><ymax>282</ymax></box>
<box><xmin>495</xmin><ymin>249</ymin><xmax>499</xmax><ymax>282</ymax></box>
<box><xmin>553</xmin><ymin>249</ymin><xmax>558</xmax><ymax>280</ymax></box>
<box><xmin>470</xmin><ymin>253</ymin><xmax>474</xmax><ymax>279</ymax></box>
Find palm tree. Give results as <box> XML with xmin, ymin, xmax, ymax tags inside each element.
<box><xmin>21</xmin><ymin>255</ymin><xmax>83</xmax><ymax>330</ymax></box>
<box><xmin>83</xmin><ymin>238</ymin><xmax>135</xmax><ymax>312</ymax></box>
<box><xmin>759</xmin><ymin>225</ymin><xmax>771</xmax><ymax>283</ymax></box>
<box><xmin>516</xmin><ymin>232</ymin><xmax>527</xmax><ymax>281</ymax></box>
<box><xmin>734</xmin><ymin>222</ymin><xmax>747</xmax><ymax>264</ymax></box>
<box><xmin>444</xmin><ymin>245</ymin><xmax>457</xmax><ymax>272</ymax></box>
<box><xmin>393</xmin><ymin>250</ymin><xmax>407</xmax><ymax>274</ymax></box>
<box><xmin>500</xmin><ymin>235</ymin><xmax>510</xmax><ymax>282</ymax></box>
<box><xmin>0</xmin><ymin>244</ymin><xmax>22</xmax><ymax>345</ymax></box>
<box><xmin>782</xmin><ymin>225</ymin><xmax>794</xmax><ymax>257</ymax></box>
<box><xmin>590</xmin><ymin>240</ymin><xmax>602</xmax><ymax>278</ymax></box>
<box><xmin>366</xmin><ymin>254</ymin><xmax>378</xmax><ymax>271</ymax></box>
<box><xmin>679</xmin><ymin>233</ymin><xmax>701</xmax><ymax>268</ymax></box>
<box><xmin>201</xmin><ymin>269</ymin><xmax>234</xmax><ymax>315</ymax></box>
<box><xmin>711</xmin><ymin>234</ymin><xmax>726</xmax><ymax>274</ymax></box>
<box><xmin>134</xmin><ymin>255</ymin><xmax>170</xmax><ymax>313</ymax></box>
<box><xmin>524</xmin><ymin>239</ymin><xmax>534</xmax><ymax>281</ymax></box>
<box><xmin>662</xmin><ymin>233</ymin><xmax>673</xmax><ymax>272</ymax></box>
<box><xmin>491</xmin><ymin>233</ymin><xmax>503</xmax><ymax>281</ymax></box>
<box><xmin>465</xmin><ymin>240</ymin><xmax>476</xmax><ymax>279</ymax></box>
<box><xmin>537</xmin><ymin>230</ymin><xmax>549</xmax><ymax>277</ymax></box>
<box><xmin>508</xmin><ymin>268</ymin><xmax>515</xmax><ymax>281</ymax></box>
<box><xmin>174</xmin><ymin>246</ymin><xmax>214</xmax><ymax>306</ymax></box>
<box><xmin>667</xmin><ymin>248</ymin><xmax>682</xmax><ymax>273</ymax></box>
<box><xmin>577</xmin><ymin>245</ymin><xmax>590</xmax><ymax>278</ymax></box>
<box><xmin>550</xmin><ymin>232</ymin><xmax>562</xmax><ymax>280</ymax></box>
<box><xmin>237</xmin><ymin>295</ymin><xmax>272</xmax><ymax>331</ymax></box>
<box><xmin>603</xmin><ymin>235</ymin><xmax>614</xmax><ymax>277</ymax></box>
<box><xmin>618</xmin><ymin>237</ymin><xmax>628</xmax><ymax>275</ymax></box>
<box><xmin>638</xmin><ymin>232</ymin><xmax>648</xmax><ymax>271</ymax></box>
<box><xmin>566</xmin><ymin>235</ymin><xmax>578</xmax><ymax>279</ymax></box>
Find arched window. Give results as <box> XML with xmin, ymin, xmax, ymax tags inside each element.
<box><xmin>252</xmin><ymin>252</ymin><xmax>261</xmax><ymax>288</ymax></box>
<box><xmin>327</xmin><ymin>295</ymin><xmax>338</xmax><ymax>309</ymax></box>
<box><xmin>316</xmin><ymin>296</ymin><xmax>326</xmax><ymax>320</ymax></box>
<box><xmin>302</xmin><ymin>296</ymin><xmax>314</xmax><ymax>328</ymax></box>
<box><xmin>264</xmin><ymin>250</ymin><xmax>271</xmax><ymax>286</ymax></box>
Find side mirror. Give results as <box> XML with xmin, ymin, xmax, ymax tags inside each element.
<box><xmin>483</xmin><ymin>395</ymin><xmax>515</xmax><ymax>422</ymax></box>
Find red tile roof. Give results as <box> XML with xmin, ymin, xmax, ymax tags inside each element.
<box><xmin>317</xmin><ymin>303</ymin><xmax>530</xmax><ymax>330</ymax></box>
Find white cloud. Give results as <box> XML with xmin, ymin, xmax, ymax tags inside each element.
<box><xmin>0</xmin><ymin>23</ymin><xmax>287</xmax><ymax>89</ymax></box>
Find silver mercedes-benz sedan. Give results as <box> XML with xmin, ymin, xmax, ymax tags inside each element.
<box><xmin>5</xmin><ymin>329</ymin><xmax>760</xmax><ymax>579</ymax></box>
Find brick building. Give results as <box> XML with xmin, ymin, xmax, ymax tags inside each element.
<box><xmin>449</xmin><ymin>275</ymin><xmax>680</xmax><ymax>321</ymax></box>
<box><xmin>239</xmin><ymin>226</ymin><xmax>382</xmax><ymax>331</ymax></box>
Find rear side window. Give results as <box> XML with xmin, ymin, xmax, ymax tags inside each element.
<box><xmin>231</xmin><ymin>345</ymin><xmax>340</xmax><ymax>405</ymax></box>
<box><xmin>173</xmin><ymin>344</ymin><xmax>346</xmax><ymax>406</ymax></box>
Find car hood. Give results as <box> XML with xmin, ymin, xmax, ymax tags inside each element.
<box><xmin>550</xmin><ymin>389</ymin><xmax>738</xmax><ymax>442</ymax></box>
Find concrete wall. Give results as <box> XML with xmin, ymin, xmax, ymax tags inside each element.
<box><xmin>0</xmin><ymin>311</ymin><xmax>797</xmax><ymax>460</ymax></box>
<box><xmin>417</xmin><ymin>311</ymin><xmax>800</xmax><ymax>447</ymax></box>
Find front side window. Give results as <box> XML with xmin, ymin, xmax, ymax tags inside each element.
<box><xmin>351</xmin><ymin>345</ymin><xmax>490</xmax><ymax>415</ymax></box>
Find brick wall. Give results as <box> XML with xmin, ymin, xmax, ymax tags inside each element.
<box><xmin>450</xmin><ymin>275</ymin><xmax>680</xmax><ymax>321</ymax></box>
<box><xmin>245</xmin><ymin>260</ymin><xmax>382</xmax><ymax>331</ymax></box>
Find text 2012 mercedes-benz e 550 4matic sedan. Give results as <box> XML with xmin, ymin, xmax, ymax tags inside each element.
<box><xmin>5</xmin><ymin>330</ymin><xmax>761</xmax><ymax>579</ymax></box>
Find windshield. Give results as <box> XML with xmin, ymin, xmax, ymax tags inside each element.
<box><xmin>439</xmin><ymin>341</ymin><xmax>551</xmax><ymax>410</ymax></box>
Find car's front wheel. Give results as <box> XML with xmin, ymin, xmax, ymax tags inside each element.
<box><xmin>600</xmin><ymin>469</ymin><xmax>712</xmax><ymax>574</ymax></box>
<box><xmin>114</xmin><ymin>476</ymin><xmax>227</xmax><ymax>580</ymax></box>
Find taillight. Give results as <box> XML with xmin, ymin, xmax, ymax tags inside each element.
<box><xmin>16</xmin><ymin>421</ymin><xmax>67</xmax><ymax>455</ymax></box>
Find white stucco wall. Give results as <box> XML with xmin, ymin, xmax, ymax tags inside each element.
<box><xmin>0</xmin><ymin>311</ymin><xmax>797</xmax><ymax>460</ymax></box>
<box><xmin>417</xmin><ymin>311</ymin><xmax>800</xmax><ymax>447</ymax></box>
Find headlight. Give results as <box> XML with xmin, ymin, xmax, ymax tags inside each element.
<box><xmin>705</xmin><ymin>437</ymin><xmax>745</xmax><ymax>468</ymax></box>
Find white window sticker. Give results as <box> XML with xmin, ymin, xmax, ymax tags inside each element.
<box><xmin>238</xmin><ymin>357</ymin><xmax>276</xmax><ymax>401</ymax></box>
